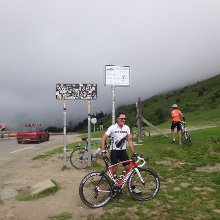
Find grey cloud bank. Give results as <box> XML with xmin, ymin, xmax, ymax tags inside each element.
<box><xmin>0</xmin><ymin>0</ymin><xmax>220</xmax><ymax>130</ymax></box>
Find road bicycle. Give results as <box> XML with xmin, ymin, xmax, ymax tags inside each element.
<box><xmin>180</xmin><ymin>121</ymin><xmax>192</xmax><ymax>145</ymax></box>
<box><xmin>79</xmin><ymin>154</ymin><xmax>160</xmax><ymax>208</ymax></box>
<box><xmin>70</xmin><ymin>137</ymin><xmax>110</xmax><ymax>169</ymax></box>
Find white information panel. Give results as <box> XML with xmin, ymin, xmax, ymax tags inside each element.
<box><xmin>105</xmin><ymin>65</ymin><xmax>130</xmax><ymax>86</ymax></box>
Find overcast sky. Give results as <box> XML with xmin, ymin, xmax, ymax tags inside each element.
<box><xmin>1</xmin><ymin>0</ymin><xmax>220</xmax><ymax>130</ymax></box>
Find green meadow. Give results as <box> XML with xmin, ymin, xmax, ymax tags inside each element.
<box><xmin>86</xmin><ymin>127</ymin><xmax>220</xmax><ymax>220</ymax></box>
<box><xmin>34</xmin><ymin>74</ymin><xmax>220</xmax><ymax>219</ymax></box>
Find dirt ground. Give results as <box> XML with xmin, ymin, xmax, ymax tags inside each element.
<box><xmin>0</xmin><ymin>151</ymin><xmax>104</xmax><ymax>220</ymax></box>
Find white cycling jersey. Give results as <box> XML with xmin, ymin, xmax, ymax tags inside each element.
<box><xmin>105</xmin><ymin>123</ymin><xmax>130</xmax><ymax>150</ymax></box>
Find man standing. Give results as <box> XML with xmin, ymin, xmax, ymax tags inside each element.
<box><xmin>170</xmin><ymin>104</ymin><xmax>185</xmax><ymax>145</ymax></box>
<box><xmin>101</xmin><ymin>112</ymin><xmax>140</xmax><ymax>193</ymax></box>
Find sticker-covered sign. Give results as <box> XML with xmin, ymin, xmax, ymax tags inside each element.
<box><xmin>56</xmin><ymin>84</ymin><xmax>97</xmax><ymax>100</ymax></box>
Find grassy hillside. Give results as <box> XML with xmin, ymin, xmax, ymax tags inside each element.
<box><xmin>82</xmin><ymin>127</ymin><xmax>220</xmax><ymax>219</ymax></box>
<box><xmin>99</xmin><ymin>74</ymin><xmax>220</xmax><ymax>130</ymax></box>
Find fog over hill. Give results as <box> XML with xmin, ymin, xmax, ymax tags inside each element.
<box><xmin>1</xmin><ymin>1</ymin><xmax>220</xmax><ymax>130</ymax></box>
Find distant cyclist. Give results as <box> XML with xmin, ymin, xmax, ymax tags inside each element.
<box><xmin>0</xmin><ymin>124</ymin><xmax>6</xmax><ymax>139</ymax></box>
<box><xmin>170</xmin><ymin>104</ymin><xmax>185</xmax><ymax>145</ymax></box>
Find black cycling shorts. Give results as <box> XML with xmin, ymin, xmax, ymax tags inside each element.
<box><xmin>110</xmin><ymin>150</ymin><xmax>129</xmax><ymax>165</ymax></box>
<box><xmin>171</xmin><ymin>121</ymin><xmax>181</xmax><ymax>131</ymax></box>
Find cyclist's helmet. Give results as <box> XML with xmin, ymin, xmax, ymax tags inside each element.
<box><xmin>172</xmin><ymin>104</ymin><xmax>178</xmax><ymax>108</ymax></box>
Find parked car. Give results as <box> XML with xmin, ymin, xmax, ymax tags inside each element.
<box><xmin>17</xmin><ymin>123</ymin><xmax>50</xmax><ymax>144</ymax></box>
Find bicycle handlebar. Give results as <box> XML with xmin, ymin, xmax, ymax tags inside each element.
<box><xmin>136</xmin><ymin>156</ymin><xmax>146</xmax><ymax>168</ymax></box>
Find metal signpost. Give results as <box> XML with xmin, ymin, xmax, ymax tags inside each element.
<box><xmin>136</xmin><ymin>97</ymin><xmax>142</xmax><ymax>142</ymax></box>
<box><xmin>112</xmin><ymin>85</ymin><xmax>116</xmax><ymax>125</ymax></box>
<box><xmin>105</xmin><ymin>65</ymin><xmax>130</xmax><ymax>125</ymax></box>
<box><xmin>56</xmin><ymin>83</ymin><xmax>97</xmax><ymax>167</ymax></box>
<box><xmin>63</xmin><ymin>100</ymin><xmax>67</xmax><ymax>165</ymax></box>
<box><xmin>87</xmin><ymin>100</ymin><xmax>91</xmax><ymax>166</ymax></box>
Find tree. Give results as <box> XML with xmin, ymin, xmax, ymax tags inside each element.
<box><xmin>46</xmin><ymin>126</ymin><xmax>62</xmax><ymax>132</ymax></box>
<box><xmin>154</xmin><ymin>108</ymin><xmax>166</xmax><ymax>124</ymax></box>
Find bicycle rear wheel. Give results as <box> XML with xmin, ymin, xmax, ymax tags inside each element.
<box><xmin>182</xmin><ymin>131</ymin><xmax>192</xmax><ymax>145</ymax></box>
<box><xmin>128</xmin><ymin>168</ymin><xmax>160</xmax><ymax>201</ymax></box>
<box><xmin>79</xmin><ymin>172</ymin><xmax>112</xmax><ymax>208</ymax></box>
<box><xmin>184</xmin><ymin>131</ymin><xmax>192</xmax><ymax>145</ymax></box>
<box><xmin>70</xmin><ymin>148</ymin><xmax>89</xmax><ymax>169</ymax></box>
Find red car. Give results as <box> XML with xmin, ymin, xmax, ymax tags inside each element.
<box><xmin>17</xmin><ymin>123</ymin><xmax>50</xmax><ymax>144</ymax></box>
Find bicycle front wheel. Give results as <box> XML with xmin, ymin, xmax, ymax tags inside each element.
<box><xmin>128</xmin><ymin>168</ymin><xmax>160</xmax><ymax>201</ymax></box>
<box><xmin>79</xmin><ymin>172</ymin><xmax>112</xmax><ymax>208</ymax></box>
<box><xmin>70</xmin><ymin>148</ymin><xmax>89</xmax><ymax>169</ymax></box>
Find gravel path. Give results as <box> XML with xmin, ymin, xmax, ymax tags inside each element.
<box><xmin>0</xmin><ymin>135</ymin><xmax>104</xmax><ymax>220</ymax></box>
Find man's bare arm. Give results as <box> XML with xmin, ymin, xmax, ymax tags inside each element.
<box><xmin>101</xmin><ymin>134</ymin><xmax>108</xmax><ymax>151</ymax></box>
<box><xmin>127</xmin><ymin>134</ymin><xmax>135</xmax><ymax>154</ymax></box>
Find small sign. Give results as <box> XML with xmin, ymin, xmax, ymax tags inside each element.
<box><xmin>56</xmin><ymin>84</ymin><xmax>97</xmax><ymax>100</ymax></box>
<box><xmin>91</xmin><ymin>118</ymin><xmax>97</xmax><ymax>124</ymax></box>
<box><xmin>105</xmin><ymin>65</ymin><xmax>130</xmax><ymax>86</ymax></box>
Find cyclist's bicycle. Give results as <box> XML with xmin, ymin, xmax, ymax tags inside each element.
<box><xmin>79</xmin><ymin>154</ymin><xmax>160</xmax><ymax>208</ymax></box>
<box><xmin>70</xmin><ymin>137</ymin><xmax>110</xmax><ymax>169</ymax></box>
<box><xmin>180</xmin><ymin>121</ymin><xmax>192</xmax><ymax>145</ymax></box>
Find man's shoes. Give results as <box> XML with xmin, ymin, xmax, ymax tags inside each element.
<box><xmin>172</xmin><ymin>138</ymin><xmax>176</xmax><ymax>142</ymax></box>
<box><xmin>132</xmin><ymin>186</ymin><xmax>141</xmax><ymax>194</ymax></box>
<box><xmin>179</xmin><ymin>141</ymin><xmax>182</xmax><ymax>145</ymax></box>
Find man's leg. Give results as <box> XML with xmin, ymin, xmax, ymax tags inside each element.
<box><xmin>110</xmin><ymin>165</ymin><xmax>118</xmax><ymax>175</ymax></box>
<box><xmin>177</xmin><ymin>122</ymin><xmax>182</xmax><ymax>145</ymax></box>
<box><xmin>110</xmin><ymin>150</ymin><xmax>118</xmax><ymax>176</ymax></box>
<box><xmin>171</xmin><ymin>129</ymin><xmax>175</xmax><ymax>141</ymax></box>
<box><xmin>171</xmin><ymin>122</ymin><xmax>176</xmax><ymax>142</ymax></box>
<box><xmin>178</xmin><ymin>131</ymin><xmax>182</xmax><ymax>145</ymax></box>
<box><xmin>116</xmin><ymin>150</ymin><xmax>130</xmax><ymax>174</ymax></box>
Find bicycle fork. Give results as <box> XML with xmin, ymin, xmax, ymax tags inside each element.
<box><xmin>120</xmin><ymin>168</ymin><xmax>146</xmax><ymax>189</ymax></box>
<box><xmin>134</xmin><ymin>168</ymin><xmax>146</xmax><ymax>186</ymax></box>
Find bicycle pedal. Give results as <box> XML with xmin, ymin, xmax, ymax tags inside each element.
<box><xmin>111</xmin><ymin>193</ymin><xmax>117</xmax><ymax>198</ymax></box>
<box><xmin>111</xmin><ymin>191</ymin><xmax>121</xmax><ymax>198</ymax></box>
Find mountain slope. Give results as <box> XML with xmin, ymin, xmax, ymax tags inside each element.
<box><xmin>100</xmin><ymin>74</ymin><xmax>220</xmax><ymax>129</ymax></box>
